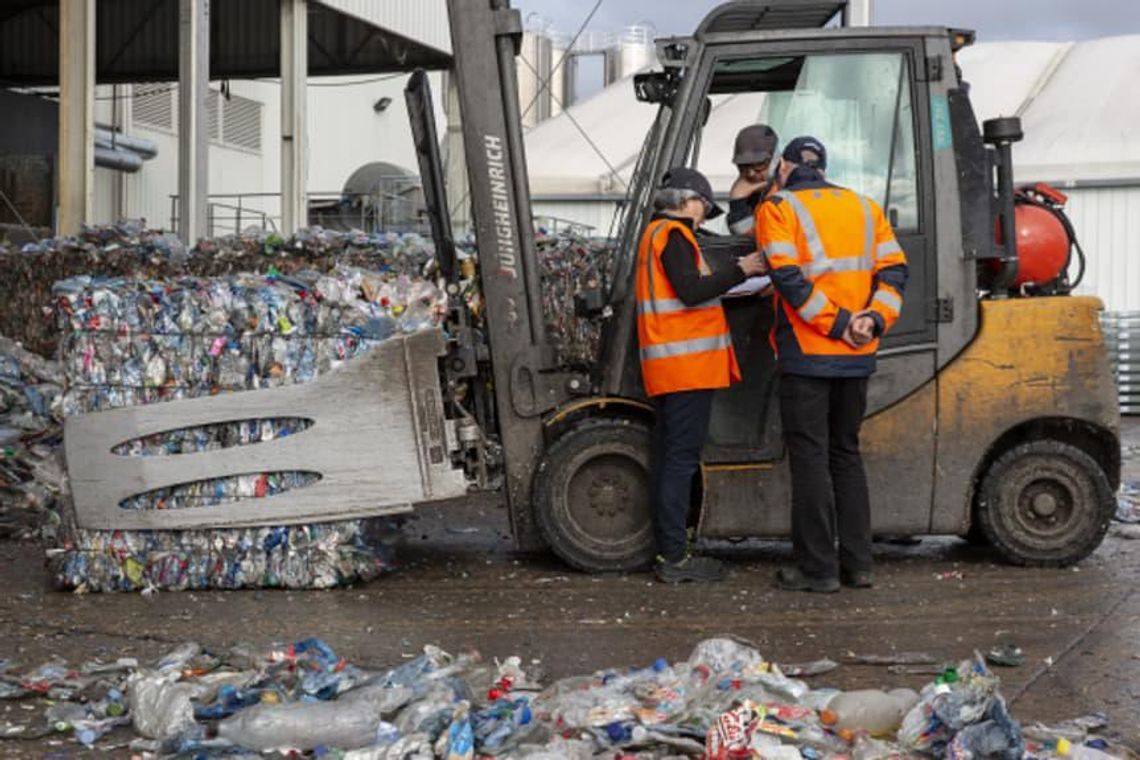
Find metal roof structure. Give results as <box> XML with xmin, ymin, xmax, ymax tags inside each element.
<box><xmin>0</xmin><ymin>0</ymin><xmax>452</xmax><ymax>86</ymax></box>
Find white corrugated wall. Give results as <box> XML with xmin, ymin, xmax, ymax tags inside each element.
<box><xmin>1065</xmin><ymin>186</ymin><xmax>1140</xmax><ymax>313</ymax></box>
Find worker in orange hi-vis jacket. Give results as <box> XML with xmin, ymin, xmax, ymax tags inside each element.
<box><xmin>636</xmin><ymin>167</ymin><xmax>766</xmax><ymax>584</ymax></box>
<box><xmin>755</xmin><ymin>136</ymin><xmax>909</xmax><ymax>593</ymax></box>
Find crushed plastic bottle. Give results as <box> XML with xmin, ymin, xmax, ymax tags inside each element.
<box><xmin>821</xmin><ymin>687</ymin><xmax>920</xmax><ymax>736</ymax></box>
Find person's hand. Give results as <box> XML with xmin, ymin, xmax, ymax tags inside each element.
<box><xmin>737</xmin><ymin>251</ymin><xmax>766</xmax><ymax>277</ymax></box>
<box><xmin>851</xmin><ymin>311</ymin><xmax>877</xmax><ymax>344</ymax></box>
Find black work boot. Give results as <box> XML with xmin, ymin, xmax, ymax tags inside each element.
<box><xmin>840</xmin><ymin>568</ymin><xmax>874</xmax><ymax>589</ymax></box>
<box><xmin>775</xmin><ymin>567</ymin><xmax>839</xmax><ymax>593</ymax></box>
<box><xmin>655</xmin><ymin>553</ymin><xmax>727</xmax><ymax>583</ymax></box>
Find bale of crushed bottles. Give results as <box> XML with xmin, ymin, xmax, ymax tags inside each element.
<box><xmin>1</xmin><ymin>221</ymin><xmax>615</xmax><ymax>367</ymax></box>
<box><xmin>533</xmin><ymin>230</ymin><xmax>615</xmax><ymax>368</ymax></box>
<box><xmin>0</xmin><ymin>634</ymin><xmax>1119</xmax><ymax>758</ymax></box>
<box><xmin>0</xmin><ymin>335</ymin><xmax>65</xmax><ymax>540</ymax></box>
<box><xmin>0</xmin><ymin>222</ymin><xmax>439</xmax><ymax>356</ymax></box>
<box><xmin>50</xmin><ymin>266</ymin><xmax>446</xmax><ymax>592</ymax></box>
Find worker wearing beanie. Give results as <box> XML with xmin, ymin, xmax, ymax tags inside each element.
<box><xmin>755</xmin><ymin>137</ymin><xmax>909</xmax><ymax>592</ymax></box>
<box><xmin>636</xmin><ymin>167</ymin><xmax>766</xmax><ymax>583</ymax></box>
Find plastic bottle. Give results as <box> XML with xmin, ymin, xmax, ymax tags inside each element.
<box><xmin>216</xmin><ymin>699</ymin><xmax>384</xmax><ymax>752</ymax></box>
<box><xmin>1068</xmin><ymin>745</ymin><xmax>1120</xmax><ymax>760</ymax></box>
<box><xmin>821</xmin><ymin>688</ymin><xmax>920</xmax><ymax>736</ymax></box>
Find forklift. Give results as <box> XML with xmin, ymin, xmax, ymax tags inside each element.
<box><xmin>66</xmin><ymin>0</ymin><xmax>1120</xmax><ymax>573</ymax></box>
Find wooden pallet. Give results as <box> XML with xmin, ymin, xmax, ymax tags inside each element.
<box><xmin>64</xmin><ymin>329</ymin><xmax>467</xmax><ymax>530</ymax></box>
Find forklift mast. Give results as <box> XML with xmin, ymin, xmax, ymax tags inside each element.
<box><xmin>434</xmin><ymin>0</ymin><xmax>589</xmax><ymax>550</ymax></box>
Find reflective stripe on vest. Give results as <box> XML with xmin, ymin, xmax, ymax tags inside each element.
<box><xmin>764</xmin><ymin>241</ymin><xmax>797</xmax><ymax>258</ymax></box>
<box><xmin>775</xmin><ymin>190</ymin><xmax>828</xmax><ymax>270</ymax></box>
<box><xmin>798</xmin><ymin>289</ymin><xmax>828</xmax><ymax>322</ymax></box>
<box><xmin>777</xmin><ymin>189</ymin><xmax>876</xmax><ymax>278</ymax></box>
<box><xmin>639</xmin><ymin>332</ymin><xmax>732</xmax><ymax>361</ymax></box>
<box><xmin>637</xmin><ymin>296</ymin><xmax>719</xmax><ymax>315</ymax></box>
<box><xmin>873</xmin><ymin>289</ymin><xmax>902</xmax><ymax>311</ymax></box>
<box><xmin>877</xmin><ymin>239</ymin><xmax>904</xmax><ymax>258</ymax></box>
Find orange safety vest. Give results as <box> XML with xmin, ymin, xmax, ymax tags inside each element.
<box><xmin>756</xmin><ymin>184</ymin><xmax>907</xmax><ymax>377</ymax></box>
<box><xmin>635</xmin><ymin>218</ymin><xmax>741</xmax><ymax>396</ymax></box>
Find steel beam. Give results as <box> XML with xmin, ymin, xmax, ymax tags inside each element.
<box><xmin>843</xmin><ymin>0</ymin><xmax>873</xmax><ymax>26</ymax></box>
<box><xmin>178</xmin><ymin>0</ymin><xmax>209</xmax><ymax>243</ymax></box>
<box><xmin>281</xmin><ymin>0</ymin><xmax>308</xmax><ymax>234</ymax></box>
<box><xmin>57</xmin><ymin>0</ymin><xmax>95</xmax><ymax>236</ymax></box>
<box><xmin>444</xmin><ymin>72</ymin><xmax>470</xmax><ymax>234</ymax></box>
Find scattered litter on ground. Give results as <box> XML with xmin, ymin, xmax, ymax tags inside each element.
<box><xmin>1109</xmin><ymin>523</ymin><xmax>1140</xmax><ymax>540</ymax></box>
<box><xmin>1114</xmin><ymin>482</ymin><xmax>1140</xmax><ymax>523</ymax></box>
<box><xmin>845</xmin><ymin>652</ymin><xmax>939</xmax><ymax>666</ymax></box>
<box><xmin>0</xmin><ymin>636</ymin><xmax>1125</xmax><ymax>758</ymax></box>
<box><xmin>776</xmin><ymin>659</ymin><xmax>840</xmax><ymax>678</ymax></box>
<box><xmin>985</xmin><ymin>643</ymin><xmax>1025</xmax><ymax>668</ymax></box>
<box><xmin>935</xmin><ymin>570</ymin><xmax>966</xmax><ymax>581</ymax></box>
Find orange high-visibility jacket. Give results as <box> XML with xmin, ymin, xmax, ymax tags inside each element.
<box><xmin>755</xmin><ymin>181</ymin><xmax>908</xmax><ymax>377</ymax></box>
<box><xmin>636</xmin><ymin>218</ymin><xmax>741</xmax><ymax>397</ymax></box>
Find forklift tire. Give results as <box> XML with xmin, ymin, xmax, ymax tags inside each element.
<box><xmin>960</xmin><ymin>517</ymin><xmax>989</xmax><ymax>547</ymax></box>
<box><xmin>976</xmin><ymin>439</ymin><xmax>1115</xmax><ymax>566</ymax></box>
<box><xmin>534</xmin><ymin>418</ymin><xmax>656</xmax><ymax>573</ymax></box>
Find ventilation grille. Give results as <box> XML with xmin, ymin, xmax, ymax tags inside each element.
<box><xmin>207</xmin><ymin>90</ymin><xmax>221</xmax><ymax>140</ymax></box>
<box><xmin>222</xmin><ymin>95</ymin><xmax>262</xmax><ymax>152</ymax></box>
<box><xmin>131</xmin><ymin>84</ymin><xmax>174</xmax><ymax>131</ymax></box>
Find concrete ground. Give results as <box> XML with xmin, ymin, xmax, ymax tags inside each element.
<box><xmin>1</xmin><ymin>419</ymin><xmax>1138</xmax><ymax>757</ymax></box>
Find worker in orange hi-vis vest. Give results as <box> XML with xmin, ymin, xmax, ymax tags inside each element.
<box><xmin>636</xmin><ymin>167</ymin><xmax>766</xmax><ymax>583</ymax></box>
<box><xmin>755</xmin><ymin>137</ymin><xmax>909</xmax><ymax>593</ymax></box>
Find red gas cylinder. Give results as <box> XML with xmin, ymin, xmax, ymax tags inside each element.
<box><xmin>1010</xmin><ymin>202</ymin><xmax>1070</xmax><ymax>287</ymax></box>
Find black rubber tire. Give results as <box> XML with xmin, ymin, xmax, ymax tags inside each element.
<box><xmin>533</xmin><ymin>418</ymin><xmax>656</xmax><ymax>573</ymax></box>
<box><xmin>961</xmin><ymin>517</ymin><xmax>990</xmax><ymax>547</ymax></box>
<box><xmin>976</xmin><ymin>439</ymin><xmax>1115</xmax><ymax>566</ymax></box>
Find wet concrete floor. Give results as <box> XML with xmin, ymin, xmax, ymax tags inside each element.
<box><xmin>1</xmin><ymin>420</ymin><xmax>1138</xmax><ymax>756</ymax></box>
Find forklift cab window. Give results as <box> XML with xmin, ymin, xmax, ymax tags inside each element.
<box><xmin>692</xmin><ymin>51</ymin><xmax>919</xmax><ymax>233</ymax></box>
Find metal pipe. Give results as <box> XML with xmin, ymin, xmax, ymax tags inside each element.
<box><xmin>94</xmin><ymin>146</ymin><xmax>145</xmax><ymax>173</ymax></box>
<box><xmin>94</xmin><ymin>127</ymin><xmax>158</xmax><ymax>159</ymax></box>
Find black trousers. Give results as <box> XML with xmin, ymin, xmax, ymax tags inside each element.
<box><xmin>778</xmin><ymin>373</ymin><xmax>871</xmax><ymax>579</ymax></box>
<box><xmin>650</xmin><ymin>389</ymin><xmax>715</xmax><ymax>561</ymax></box>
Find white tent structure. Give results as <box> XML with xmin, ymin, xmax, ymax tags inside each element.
<box><xmin>525</xmin><ymin>35</ymin><xmax>1140</xmax><ymax>312</ymax></box>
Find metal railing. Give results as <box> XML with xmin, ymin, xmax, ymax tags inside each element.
<box><xmin>1102</xmin><ymin>311</ymin><xmax>1140</xmax><ymax>416</ymax></box>
<box><xmin>170</xmin><ymin>177</ymin><xmax>429</xmax><ymax>237</ymax></box>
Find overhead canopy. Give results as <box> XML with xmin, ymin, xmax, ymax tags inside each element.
<box><xmin>0</xmin><ymin>0</ymin><xmax>452</xmax><ymax>86</ymax></box>
<box><xmin>696</xmin><ymin>0</ymin><xmax>848</xmax><ymax>37</ymax></box>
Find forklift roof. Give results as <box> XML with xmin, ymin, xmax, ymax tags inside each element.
<box><xmin>696</xmin><ymin>0</ymin><xmax>849</xmax><ymax>38</ymax></box>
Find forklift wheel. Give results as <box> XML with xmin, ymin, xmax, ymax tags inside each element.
<box><xmin>534</xmin><ymin>418</ymin><xmax>655</xmax><ymax>573</ymax></box>
<box><xmin>976</xmin><ymin>440</ymin><xmax>1115</xmax><ymax>566</ymax></box>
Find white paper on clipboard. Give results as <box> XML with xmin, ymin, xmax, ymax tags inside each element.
<box><xmin>723</xmin><ymin>275</ymin><xmax>771</xmax><ymax>298</ymax></box>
